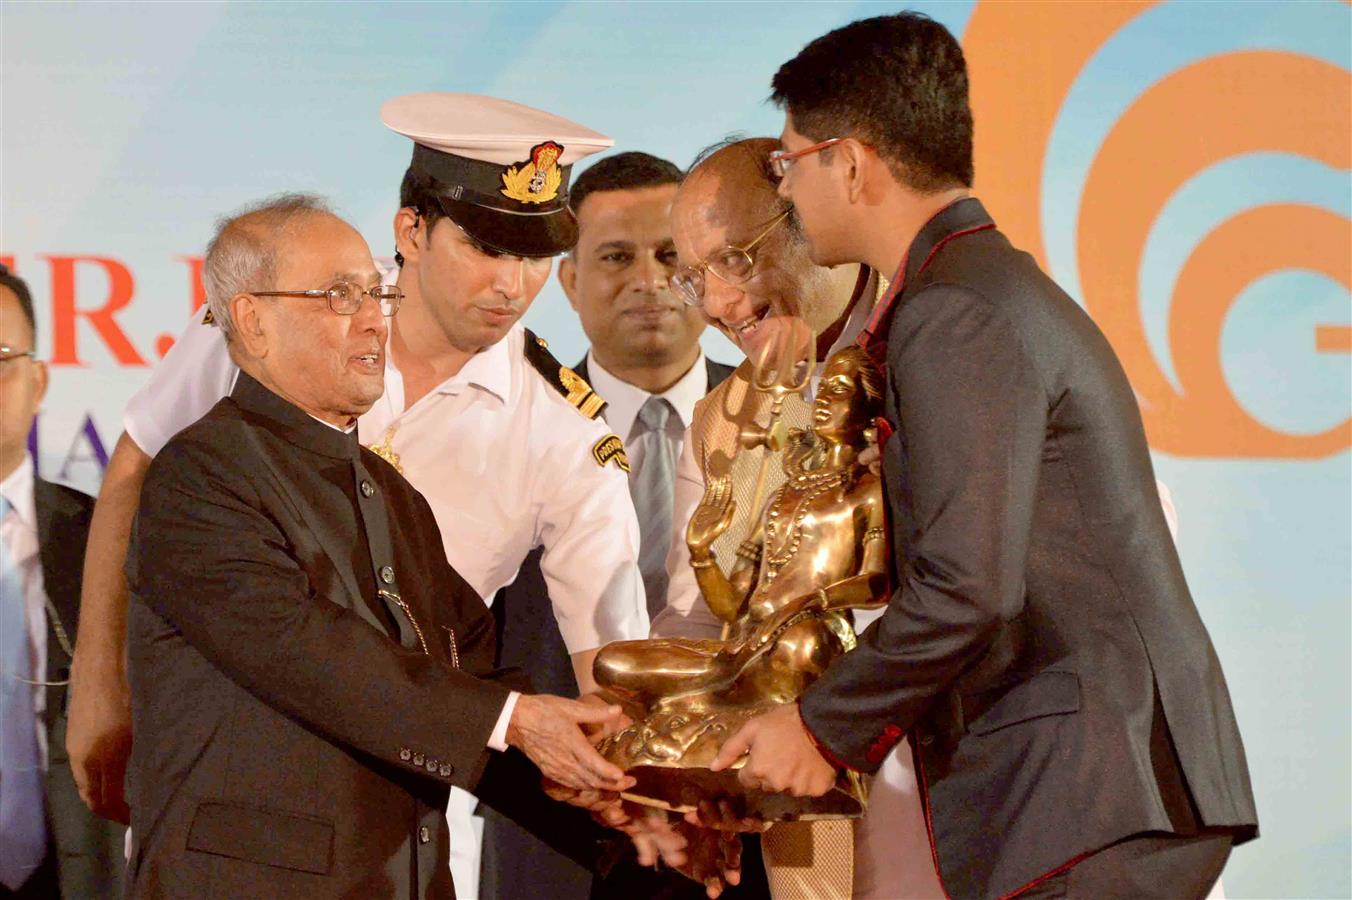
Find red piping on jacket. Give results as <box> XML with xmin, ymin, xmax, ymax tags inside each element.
<box><xmin>798</xmin><ymin>703</ymin><xmax>862</xmax><ymax>773</ymax></box>
<box><xmin>914</xmin><ymin>741</ymin><xmax>954</xmax><ymax>900</ymax></box>
<box><xmin>855</xmin><ymin>222</ymin><xmax>997</xmax><ymax>368</ymax></box>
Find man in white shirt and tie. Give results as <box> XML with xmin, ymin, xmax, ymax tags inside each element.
<box><xmin>0</xmin><ymin>265</ymin><xmax>122</xmax><ymax>899</ymax></box>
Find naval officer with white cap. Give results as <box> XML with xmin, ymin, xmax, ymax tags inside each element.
<box><xmin>64</xmin><ymin>93</ymin><xmax>651</xmax><ymax>897</ymax></box>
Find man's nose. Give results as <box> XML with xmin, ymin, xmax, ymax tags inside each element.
<box><xmin>776</xmin><ymin>176</ymin><xmax>793</xmax><ymax>201</ymax></box>
<box><xmin>492</xmin><ymin>257</ymin><xmax>527</xmax><ymax>299</ymax></box>
<box><xmin>701</xmin><ymin>276</ymin><xmax>744</xmax><ymax>323</ymax></box>
<box><xmin>354</xmin><ymin>291</ymin><xmax>388</xmax><ymax>334</ymax></box>
<box><xmin>634</xmin><ymin>252</ymin><xmax>670</xmax><ymax>295</ymax></box>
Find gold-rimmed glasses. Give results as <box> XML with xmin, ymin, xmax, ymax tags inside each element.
<box><xmin>670</xmin><ymin>209</ymin><xmax>792</xmax><ymax>307</ymax></box>
<box><xmin>251</xmin><ymin>281</ymin><xmax>404</xmax><ymax>317</ymax></box>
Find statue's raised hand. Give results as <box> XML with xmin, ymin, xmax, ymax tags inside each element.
<box><xmin>687</xmin><ymin>474</ymin><xmax>737</xmax><ymax>556</ymax></box>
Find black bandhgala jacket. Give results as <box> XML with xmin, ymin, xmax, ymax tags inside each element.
<box><xmin>124</xmin><ymin>371</ymin><xmax>599</xmax><ymax>899</ymax></box>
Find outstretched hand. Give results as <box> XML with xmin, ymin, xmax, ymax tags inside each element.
<box><xmin>577</xmin><ymin>691</ymin><xmax>633</xmax><ymax>742</ymax></box>
<box><xmin>710</xmin><ymin>703</ymin><xmax>837</xmax><ymax>797</ymax></box>
<box><xmin>612</xmin><ymin>804</ymin><xmax>743</xmax><ymax>899</ymax></box>
<box><xmin>683</xmin><ymin>797</ymin><xmax>769</xmax><ymax>833</ymax></box>
<box><xmin>670</xmin><ymin>818</ymin><xmax>743</xmax><ymax>898</ymax></box>
<box><xmin>507</xmin><ymin>694</ymin><xmax>635</xmax><ymax>793</ymax></box>
<box><xmin>544</xmin><ymin>779</ymin><xmax>743</xmax><ymax>898</ymax></box>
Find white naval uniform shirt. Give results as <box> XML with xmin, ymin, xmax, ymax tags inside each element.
<box><xmin>361</xmin><ymin>328</ymin><xmax>648</xmax><ymax>650</ymax></box>
<box><xmin>0</xmin><ymin>455</ymin><xmax>48</xmax><ymax>768</ymax></box>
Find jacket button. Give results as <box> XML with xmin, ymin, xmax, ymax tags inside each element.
<box><xmin>399</xmin><ymin>748</ymin><xmax>411</xmax><ymax>761</ymax></box>
<box><xmin>418</xmin><ymin>825</ymin><xmax>431</xmax><ymax>844</ymax></box>
<box><xmin>918</xmin><ymin>732</ymin><xmax>934</xmax><ymax>747</ymax></box>
<box><xmin>439</xmin><ymin>763</ymin><xmax>453</xmax><ymax>777</ymax></box>
<box><xmin>380</xmin><ymin>566</ymin><xmax>395</xmax><ymax>584</ymax></box>
<box><xmin>425</xmin><ymin>759</ymin><xmax>437</xmax><ymax>773</ymax></box>
<box><xmin>360</xmin><ymin>480</ymin><xmax>375</xmax><ymax>498</ymax></box>
<box><xmin>413</xmin><ymin>753</ymin><xmax>425</xmax><ymax>766</ymax></box>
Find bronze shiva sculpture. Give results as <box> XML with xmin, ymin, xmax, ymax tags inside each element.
<box><xmin>594</xmin><ymin>345</ymin><xmax>890</xmax><ymax>820</ymax></box>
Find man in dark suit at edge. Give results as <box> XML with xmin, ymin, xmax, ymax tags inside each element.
<box><xmin>0</xmin><ymin>266</ymin><xmax>123</xmax><ymax>898</ymax></box>
<box><xmin>710</xmin><ymin>13</ymin><xmax>1258</xmax><ymax>899</ymax></box>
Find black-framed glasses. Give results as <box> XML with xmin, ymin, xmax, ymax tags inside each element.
<box><xmin>250</xmin><ymin>281</ymin><xmax>403</xmax><ymax>317</ymax></box>
<box><xmin>669</xmin><ymin>209</ymin><xmax>792</xmax><ymax>307</ymax></box>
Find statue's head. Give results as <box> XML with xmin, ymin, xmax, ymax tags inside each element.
<box><xmin>812</xmin><ymin>346</ymin><xmax>884</xmax><ymax>446</ymax></box>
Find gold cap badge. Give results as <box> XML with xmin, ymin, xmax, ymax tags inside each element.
<box><xmin>501</xmin><ymin>141</ymin><xmax>564</xmax><ymax>204</ymax></box>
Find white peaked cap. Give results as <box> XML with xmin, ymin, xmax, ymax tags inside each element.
<box><xmin>380</xmin><ymin>92</ymin><xmax>613</xmax><ymax>167</ymax></box>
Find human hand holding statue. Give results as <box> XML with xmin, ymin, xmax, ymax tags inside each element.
<box><xmin>506</xmin><ymin>693</ymin><xmax>635</xmax><ymax>792</ymax></box>
<box><xmin>539</xmin><ymin>694</ymin><xmax>745</xmax><ymax>898</ymax></box>
<box><xmin>542</xmin><ymin>779</ymin><xmax>744</xmax><ymax>897</ymax></box>
<box><xmin>710</xmin><ymin>701</ymin><xmax>838</xmax><ymax>797</ymax></box>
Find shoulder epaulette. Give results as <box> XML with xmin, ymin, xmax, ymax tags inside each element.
<box><xmin>522</xmin><ymin>328</ymin><xmax>606</xmax><ymax>420</ymax></box>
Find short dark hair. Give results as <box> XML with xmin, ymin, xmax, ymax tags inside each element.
<box><xmin>770</xmin><ymin>12</ymin><xmax>974</xmax><ymax>192</ymax></box>
<box><xmin>395</xmin><ymin>165</ymin><xmax>451</xmax><ymax>266</ymax></box>
<box><xmin>0</xmin><ymin>264</ymin><xmax>36</xmax><ymax>343</ymax></box>
<box><xmin>569</xmin><ymin>152</ymin><xmax>683</xmax><ymax>217</ymax></box>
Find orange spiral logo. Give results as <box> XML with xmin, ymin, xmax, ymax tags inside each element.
<box><xmin>964</xmin><ymin>0</ymin><xmax>1351</xmax><ymax>458</ymax></box>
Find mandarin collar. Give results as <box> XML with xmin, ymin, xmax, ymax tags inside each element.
<box><xmin>900</xmin><ymin>197</ymin><xmax>994</xmax><ymax>288</ymax></box>
<box><xmin>231</xmin><ymin>370</ymin><xmax>360</xmax><ymax>461</ymax></box>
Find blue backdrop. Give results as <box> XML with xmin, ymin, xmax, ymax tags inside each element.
<box><xmin>3</xmin><ymin>3</ymin><xmax>1348</xmax><ymax>896</ymax></box>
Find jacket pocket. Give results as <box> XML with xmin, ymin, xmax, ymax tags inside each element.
<box><xmin>965</xmin><ymin>670</ymin><xmax>1080</xmax><ymax>736</ymax></box>
<box><xmin>186</xmin><ymin>800</ymin><xmax>334</xmax><ymax>874</ymax></box>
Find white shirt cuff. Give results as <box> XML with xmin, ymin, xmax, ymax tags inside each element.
<box><xmin>488</xmin><ymin>691</ymin><xmax>520</xmax><ymax>752</ymax></box>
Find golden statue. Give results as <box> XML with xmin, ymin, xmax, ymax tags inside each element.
<box><xmin>594</xmin><ymin>345</ymin><xmax>890</xmax><ymax>821</ymax></box>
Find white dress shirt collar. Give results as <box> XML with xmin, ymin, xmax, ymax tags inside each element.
<box><xmin>445</xmin><ymin>326</ymin><xmax>514</xmax><ymax>403</ymax></box>
<box><xmin>382</xmin><ymin>322</ymin><xmax>518</xmax><ymax>422</ymax></box>
<box><xmin>586</xmin><ymin>350</ymin><xmax>708</xmax><ymax>442</ymax></box>
<box><xmin>0</xmin><ymin>454</ymin><xmax>37</xmax><ymax>532</ymax></box>
<box><xmin>830</xmin><ymin>267</ymin><xmax>881</xmax><ymax>353</ymax></box>
<box><xmin>809</xmin><ymin>268</ymin><xmax>881</xmax><ymax>398</ymax></box>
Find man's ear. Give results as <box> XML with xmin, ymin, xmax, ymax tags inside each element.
<box><xmin>842</xmin><ymin>139</ymin><xmax>871</xmax><ymax>204</ymax></box>
<box><xmin>393</xmin><ymin>207</ymin><xmax>421</xmax><ymax>266</ymax></box>
<box><xmin>229</xmin><ymin>293</ymin><xmax>269</xmax><ymax>358</ymax></box>
<box><xmin>30</xmin><ymin>358</ymin><xmax>49</xmax><ymax>407</ymax></box>
<box><xmin>558</xmin><ymin>255</ymin><xmax>580</xmax><ymax>311</ymax></box>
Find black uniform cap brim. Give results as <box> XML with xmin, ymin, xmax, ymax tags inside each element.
<box><xmin>434</xmin><ymin>193</ymin><xmax>578</xmax><ymax>258</ymax></box>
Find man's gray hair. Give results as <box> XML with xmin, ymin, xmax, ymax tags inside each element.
<box><xmin>203</xmin><ymin>193</ymin><xmax>332</xmax><ymax>339</ymax></box>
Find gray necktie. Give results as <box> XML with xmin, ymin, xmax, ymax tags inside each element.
<box><xmin>0</xmin><ymin>495</ymin><xmax>46</xmax><ymax>890</ymax></box>
<box><xmin>630</xmin><ymin>397</ymin><xmax>676</xmax><ymax>617</ymax></box>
